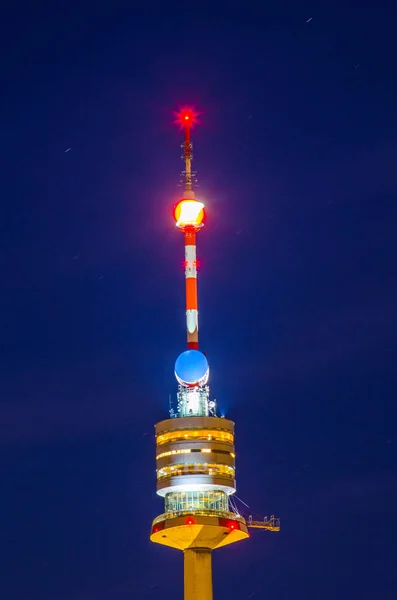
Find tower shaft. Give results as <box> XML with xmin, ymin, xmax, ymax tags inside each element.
<box><xmin>184</xmin><ymin>548</ymin><xmax>213</xmax><ymax>600</ymax></box>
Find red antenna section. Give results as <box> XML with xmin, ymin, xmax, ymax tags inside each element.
<box><xmin>172</xmin><ymin>106</ymin><xmax>203</xmax><ymax>350</ymax></box>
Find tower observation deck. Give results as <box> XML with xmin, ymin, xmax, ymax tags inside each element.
<box><xmin>150</xmin><ymin>108</ymin><xmax>276</xmax><ymax>600</ymax></box>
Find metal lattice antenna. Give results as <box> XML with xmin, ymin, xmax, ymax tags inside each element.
<box><xmin>175</xmin><ymin>107</ymin><xmax>199</xmax><ymax>196</ymax></box>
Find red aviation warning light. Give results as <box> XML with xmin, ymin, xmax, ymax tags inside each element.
<box><xmin>174</xmin><ymin>199</ymin><xmax>205</xmax><ymax>229</ymax></box>
<box><xmin>175</xmin><ymin>106</ymin><xmax>199</xmax><ymax>129</ymax></box>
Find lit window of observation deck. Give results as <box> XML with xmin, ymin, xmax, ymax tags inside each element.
<box><xmin>156</xmin><ymin>448</ymin><xmax>235</xmax><ymax>460</ymax></box>
<box><xmin>156</xmin><ymin>463</ymin><xmax>235</xmax><ymax>481</ymax></box>
<box><xmin>156</xmin><ymin>429</ymin><xmax>234</xmax><ymax>446</ymax></box>
<box><xmin>164</xmin><ymin>489</ymin><xmax>229</xmax><ymax>514</ymax></box>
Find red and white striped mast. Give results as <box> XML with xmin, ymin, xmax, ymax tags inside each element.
<box><xmin>173</xmin><ymin>107</ymin><xmax>205</xmax><ymax>351</ymax></box>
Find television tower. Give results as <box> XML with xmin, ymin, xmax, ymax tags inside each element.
<box><xmin>150</xmin><ymin>108</ymin><xmax>279</xmax><ymax>600</ymax></box>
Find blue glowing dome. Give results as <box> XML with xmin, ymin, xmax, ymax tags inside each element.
<box><xmin>174</xmin><ymin>350</ymin><xmax>209</xmax><ymax>386</ymax></box>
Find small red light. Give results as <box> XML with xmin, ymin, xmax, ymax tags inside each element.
<box><xmin>152</xmin><ymin>521</ymin><xmax>165</xmax><ymax>535</ymax></box>
<box><xmin>174</xmin><ymin>106</ymin><xmax>199</xmax><ymax>129</ymax></box>
<box><xmin>186</xmin><ymin>517</ymin><xmax>194</xmax><ymax>525</ymax></box>
<box><xmin>218</xmin><ymin>517</ymin><xmax>240</xmax><ymax>532</ymax></box>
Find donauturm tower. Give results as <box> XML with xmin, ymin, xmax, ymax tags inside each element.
<box><xmin>150</xmin><ymin>108</ymin><xmax>279</xmax><ymax>600</ymax></box>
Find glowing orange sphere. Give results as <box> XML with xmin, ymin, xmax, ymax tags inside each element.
<box><xmin>174</xmin><ymin>199</ymin><xmax>205</xmax><ymax>229</ymax></box>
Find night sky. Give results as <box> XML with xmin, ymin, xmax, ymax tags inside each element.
<box><xmin>1</xmin><ymin>2</ymin><xmax>397</xmax><ymax>599</ymax></box>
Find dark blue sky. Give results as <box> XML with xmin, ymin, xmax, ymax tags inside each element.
<box><xmin>1</xmin><ymin>2</ymin><xmax>396</xmax><ymax>599</ymax></box>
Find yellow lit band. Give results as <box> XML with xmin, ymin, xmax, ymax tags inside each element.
<box><xmin>157</xmin><ymin>463</ymin><xmax>235</xmax><ymax>481</ymax></box>
<box><xmin>156</xmin><ymin>429</ymin><xmax>234</xmax><ymax>446</ymax></box>
<box><xmin>156</xmin><ymin>448</ymin><xmax>236</xmax><ymax>460</ymax></box>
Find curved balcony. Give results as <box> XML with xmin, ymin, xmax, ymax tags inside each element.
<box><xmin>152</xmin><ymin>510</ymin><xmax>245</xmax><ymax>526</ymax></box>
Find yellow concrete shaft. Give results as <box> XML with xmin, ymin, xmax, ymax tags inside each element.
<box><xmin>184</xmin><ymin>548</ymin><xmax>213</xmax><ymax>600</ymax></box>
